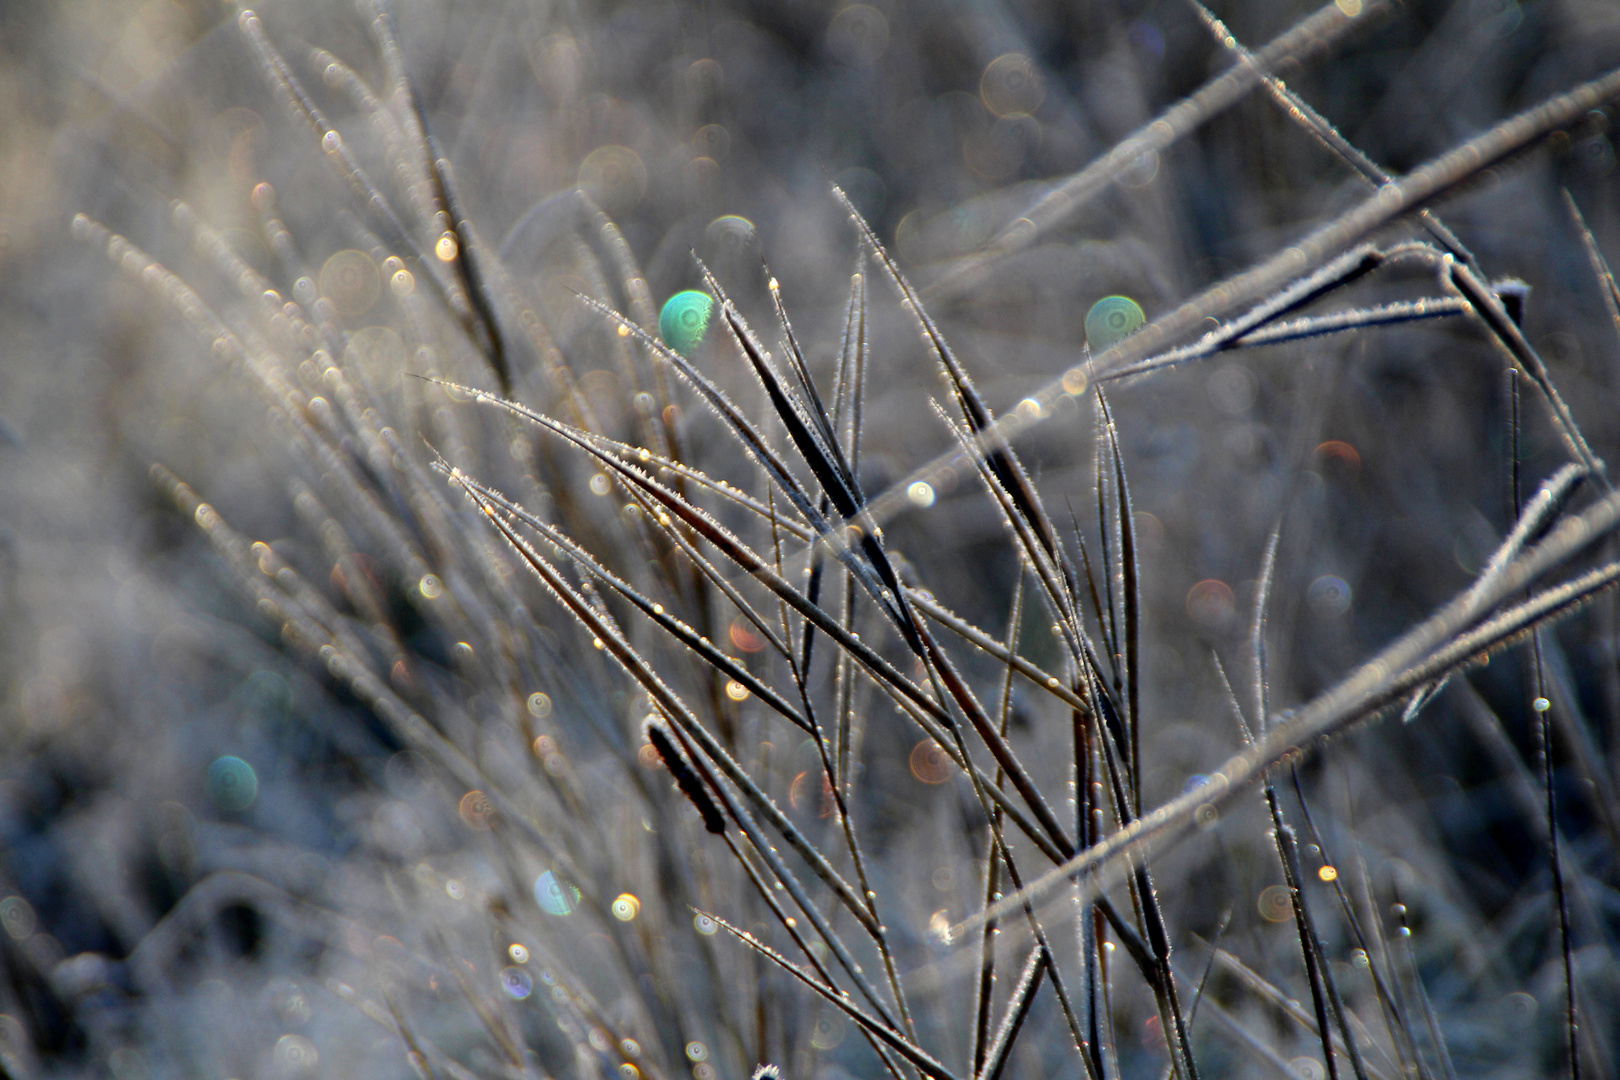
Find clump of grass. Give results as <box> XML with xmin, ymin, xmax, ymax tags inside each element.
<box><xmin>7</xmin><ymin>1</ymin><xmax>1620</xmax><ymax>1079</ymax></box>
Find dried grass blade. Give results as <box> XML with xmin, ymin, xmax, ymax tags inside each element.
<box><xmin>704</xmin><ymin>912</ymin><xmax>961</xmax><ymax>1080</ymax></box>
<box><xmin>703</xmin><ymin>266</ymin><xmax>856</xmax><ymax>511</ymax></box>
<box><xmin>1563</xmin><ymin>190</ymin><xmax>1620</xmax><ymax>343</ymax></box>
<box><xmin>835</xmin><ymin>186</ymin><xmax>1065</xmax><ymax>567</ymax></box>
<box><xmin>867</xmin><ymin>62</ymin><xmax>1620</xmax><ymax>524</ymax></box>
<box><xmin>912</xmin><ymin>607</ymin><xmax>1076</xmax><ymax>858</ymax></box>
<box><xmin>449</xmin><ymin>386</ymin><xmax>944</xmax><ymax>734</ymax></box>
<box><xmin>1387</xmin><ymin>898</ymin><xmax>1458</xmax><ymax>1080</ymax></box>
<box><xmin>1206</xmin><ymin>947</ymin><xmax>1392</xmax><ymax>1080</ymax></box>
<box><xmin>804</xmin><ymin>261</ymin><xmax>870</xmax><ymax>694</ymax></box>
<box><xmin>910</xmin><ymin>591</ymin><xmax>1092</xmax><ymax>716</ymax></box>
<box><xmin>409</xmin><ymin>99</ymin><xmax>511</xmax><ymax>393</ymax></box>
<box><xmin>1191</xmin><ymin>0</ymin><xmax>1477</xmax><ymax>269</ymax></box>
<box><xmin>1529</xmin><ymin>637</ymin><xmax>1582</xmax><ymax>1080</ymax></box>
<box><xmin>1230</xmin><ymin>298</ymin><xmax>1470</xmax><ymax>349</ymax></box>
<box><xmin>1094</xmin><ymin>412</ymin><xmax>1120</xmax><ymax>662</ymax></box>
<box><xmin>1444</xmin><ymin>262</ymin><xmax>1604</xmax><ymax>478</ymax></box>
<box><xmin>1081</xmin><ymin>61</ymin><xmax>1620</xmax><ymax>379</ymax></box>
<box><xmin>719</xmin><ymin>833</ymin><xmax>909</xmax><ymax>1080</ymax></box>
<box><xmin>463</xmin><ymin>482</ymin><xmax>925</xmax><ymax>1038</ymax></box>
<box><xmin>577</xmin><ymin>292</ymin><xmax>920</xmax><ymax>649</ymax></box>
<box><xmin>446</xmin><ymin>470</ymin><xmax>810</xmax><ymax>733</ymax></box>
<box><xmin>975</xmin><ymin>948</ymin><xmax>1046</xmax><ymax>1080</ymax></box>
<box><xmin>762</xmin><ymin>267</ymin><xmax>845</xmax><ymax>482</ymax></box>
<box><xmin>708</xmin><ymin>282</ymin><xmax>919</xmax><ymax>653</ymax></box>
<box><xmin>970</xmin><ymin>572</ymin><xmax>1026</xmax><ymax>1075</ymax></box>
<box><xmin>237</xmin><ymin>12</ymin><xmax>439</xmax><ymax>306</ymax></box>
<box><xmin>445</xmin><ymin>425</ymin><xmax>1072</xmax><ymax>904</ymax></box>
<box><xmin>444</xmin><ymin>471</ymin><xmax>882</xmax><ymax>936</ymax></box>
<box><xmin>442</xmin><ymin>395</ymin><xmax>796</xmax><ymax>661</ymax></box>
<box><xmin>656</xmin><ymin>714</ymin><xmax>907</xmax><ymax>1037</ymax></box>
<box><xmin>1243</xmin><ymin>523</ymin><xmax>1362</xmax><ymax>1080</ymax></box>
<box><xmin>992</xmin><ymin>549</ymin><xmax>1620</xmax><ymax>937</ymax></box>
<box><xmin>1101</xmin><ymin>391</ymin><xmax>1141</xmax><ymax>808</ymax></box>
<box><xmin>1066</xmin><ymin>501</ymin><xmax>1111</xmax><ymax>663</ymax></box>
<box><xmin>928</xmin><ymin>0</ymin><xmax>1392</xmax><ymax>297</ymax></box>
<box><xmin>963</xmin><ymin>482</ymin><xmax>1620</xmax><ymax>929</ymax></box>
<box><xmin>1253</xmin><ymin>523</ymin><xmax>1283</xmax><ymax>726</ymax></box>
<box><xmin>573</xmin><ymin>295</ymin><xmax>819</xmax><ymax>522</ymax></box>
<box><xmin>1262</xmin><ymin>791</ymin><xmax>1365</xmax><ymax>1080</ymax></box>
<box><xmin>932</xmin><ymin>401</ymin><xmax>1083</xmax><ymax>667</ymax></box>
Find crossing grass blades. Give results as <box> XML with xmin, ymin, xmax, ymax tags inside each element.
<box><xmin>59</xmin><ymin>2</ymin><xmax>1620</xmax><ymax>1079</ymax></box>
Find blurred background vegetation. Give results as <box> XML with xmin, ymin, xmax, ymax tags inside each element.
<box><xmin>2</xmin><ymin>1</ymin><xmax>1619</xmax><ymax>1078</ymax></box>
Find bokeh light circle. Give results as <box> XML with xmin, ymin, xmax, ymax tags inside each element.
<box><xmin>909</xmin><ymin>739</ymin><xmax>953</xmax><ymax>784</ymax></box>
<box><xmin>659</xmin><ymin>291</ymin><xmax>714</xmax><ymax>356</ymax></box>
<box><xmin>207</xmin><ymin>756</ymin><xmax>259</xmax><ymax>812</ymax></box>
<box><xmin>1307</xmin><ymin>575</ymin><xmax>1351</xmax><ymax>617</ymax></box>
<box><xmin>500</xmin><ymin>966</ymin><xmax>534</xmax><ymax>1000</ymax></box>
<box><xmin>318</xmin><ymin>249</ymin><xmax>379</xmax><ymax>316</ymax></box>
<box><xmin>1258</xmin><ymin>884</ymin><xmax>1293</xmax><ymax>922</ymax></box>
<box><xmin>1085</xmin><ymin>296</ymin><xmax>1145</xmax><ymax>351</ymax></box>
<box><xmin>980</xmin><ymin>53</ymin><xmax>1045</xmax><ymax>117</ymax></box>
<box><xmin>535</xmin><ymin>870</ymin><xmax>580</xmax><ymax>916</ymax></box>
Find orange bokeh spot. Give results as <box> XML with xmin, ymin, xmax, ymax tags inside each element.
<box><xmin>729</xmin><ymin>621</ymin><xmax>766</xmax><ymax>653</ymax></box>
<box><xmin>909</xmin><ymin>739</ymin><xmax>954</xmax><ymax>784</ymax></box>
<box><xmin>789</xmin><ymin>770</ymin><xmax>837</xmax><ymax>817</ymax></box>
<box><xmin>458</xmin><ymin>790</ymin><xmax>495</xmax><ymax>830</ymax></box>
<box><xmin>1186</xmin><ymin>579</ymin><xmax>1235</xmax><ymax>628</ymax></box>
<box><xmin>1314</xmin><ymin>440</ymin><xmax>1361</xmax><ymax>472</ymax></box>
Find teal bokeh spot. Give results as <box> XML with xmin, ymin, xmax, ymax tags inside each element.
<box><xmin>534</xmin><ymin>870</ymin><xmax>580</xmax><ymax>916</ymax></box>
<box><xmin>207</xmin><ymin>756</ymin><xmax>259</xmax><ymax>812</ymax></box>
<box><xmin>659</xmin><ymin>290</ymin><xmax>714</xmax><ymax>356</ymax></box>
<box><xmin>241</xmin><ymin>670</ymin><xmax>292</xmax><ymax>717</ymax></box>
<box><xmin>1085</xmin><ymin>295</ymin><xmax>1145</xmax><ymax>351</ymax></box>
